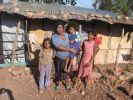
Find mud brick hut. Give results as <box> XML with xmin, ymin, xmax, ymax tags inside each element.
<box><xmin>0</xmin><ymin>0</ymin><xmax>133</xmax><ymax>67</ymax></box>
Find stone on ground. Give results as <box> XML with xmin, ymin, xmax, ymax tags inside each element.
<box><xmin>0</xmin><ymin>92</ymin><xmax>10</xmax><ymax>100</ymax></box>
<box><xmin>114</xmin><ymin>71</ymin><xmax>121</xmax><ymax>76</ymax></box>
<box><xmin>92</xmin><ymin>72</ymin><xmax>102</xmax><ymax>79</ymax></box>
<box><xmin>9</xmin><ymin>68</ymin><xmax>24</xmax><ymax>77</ymax></box>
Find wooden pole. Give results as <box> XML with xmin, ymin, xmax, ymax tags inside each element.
<box><xmin>78</xmin><ymin>24</ymin><xmax>82</xmax><ymax>62</ymax></box>
<box><xmin>79</xmin><ymin>25</ymin><xmax>82</xmax><ymax>35</ymax></box>
<box><xmin>76</xmin><ymin>24</ymin><xmax>82</xmax><ymax>66</ymax></box>
<box><xmin>115</xmin><ymin>28</ymin><xmax>124</xmax><ymax>71</ymax></box>
<box><xmin>104</xmin><ymin>25</ymin><xmax>112</xmax><ymax>64</ymax></box>
<box><xmin>10</xmin><ymin>21</ymin><xmax>21</xmax><ymax>67</ymax></box>
<box><xmin>115</xmin><ymin>28</ymin><xmax>129</xmax><ymax>71</ymax></box>
<box><xmin>25</xmin><ymin>20</ymin><xmax>31</xmax><ymax>61</ymax></box>
<box><xmin>130</xmin><ymin>32</ymin><xmax>133</xmax><ymax>63</ymax></box>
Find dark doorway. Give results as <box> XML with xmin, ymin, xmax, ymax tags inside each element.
<box><xmin>0</xmin><ymin>13</ymin><xmax>4</xmax><ymax>63</ymax></box>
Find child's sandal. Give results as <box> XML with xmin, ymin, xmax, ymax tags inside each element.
<box><xmin>55</xmin><ymin>85</ymin><xmax>61</xmax><ymax>90</ymax></box>
<box><xmin>66</xmin><ymin>84</ymin><xmax>71</xmax><ymax>90</ymax></box>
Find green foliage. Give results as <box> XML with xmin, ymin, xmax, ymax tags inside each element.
<box><xmin>19</xmin><ymin>0</ymin><xmax>77</xmax><ymax>6</ymax></box>
<box><xmin>113</xmin><ymin>0</ymin><xmax>132</xmax><ymax>16</ymax></box>
<box><xmin>99</xmin><ymin>0</ymin><xmax>113</xmax><ymax>11</ymax></box>
<box><xmin>100</xmin><ymin>74</ymin><xmax>107</xmax><ymax>81</ymax></box>
<box><xmin>125</xmin><ymin>63</ymin><xmax>133</xmax><ymax>72</ymax></box>
<box><xmin>93</xmin><ymin>0</ymin><xmax>133</xmax><ymax>16</ymax></box>
<box><xmin>111</xmin><ymin>80</ymin><xmax>117</xmax><ymax>86</ymax></box>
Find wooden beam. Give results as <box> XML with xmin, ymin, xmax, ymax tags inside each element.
<box><xmin>25</xmin><ymin>20</ymin><xmax>31</xmax><ymax>61</ymax></box>
<box><xmin>130</xmin><ymin>32</ymin><xmax>133</xmax><ymax>63</ymax></box>
<box><xmin>10</xmin><ymin>21</ymin><xmax>21</xmax><ymax>67</ymax></box>
<box><xmin>104</xmin><ymin>24</ymin><xmax>112</xmax><ymax>64</ymax></box>
<box><xmin>115</xmin><ymin>28</ymin><xmax>129</xmax><ymax>71</ymax></box>
<box><xmin>0</xmin><ymin>13</ymin><xmax>4</xmax><ymax>63</ymax></box>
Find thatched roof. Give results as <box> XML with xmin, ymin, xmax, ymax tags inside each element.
<box><xmin>0</xmin><ymin>1</ymin><xmax>133</xmax><ymax>25</ymax></box>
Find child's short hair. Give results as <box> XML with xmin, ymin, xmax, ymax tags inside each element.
<box><xmin>66</xmin><ymin>22</ymin><xmax>78</xmax><ymax>32</ymax></box>
<box><xmin>86</xmin><ymin>29</ymin><xmax>97</xmax><ymax>37</ymax></box>
<box><xmin>42</xmin><ymin>38</ymin><xmax>51</xmax><ymax>48</ymax></box>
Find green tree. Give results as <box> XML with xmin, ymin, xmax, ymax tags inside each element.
<box><xmin>93</xmin><ymin>0</ymin><xmax>133</xmax><ymax>16</ymax></box>
<box><xmin>113</xmin><ymin>0</ymin><xmax>132</xmax><ymax>16</ymax></box>
<box><xmin>19</xmin><ymin>0</ymin><xmax>77</xmax><ymax>6</ymax></box>
<box><xmin>43</xmin><ymin>0</ymin><xmax>77</xmax><ymax>6</ymax></box>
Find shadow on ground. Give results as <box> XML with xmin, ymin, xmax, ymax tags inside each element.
<box><xmin>0</xmin><ymin>88</ymin><xmax>14</xmax><ymax>100</ymax></box>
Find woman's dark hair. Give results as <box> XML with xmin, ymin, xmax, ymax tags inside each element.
<box><xmin>42</xmin><ymin>38</ymin><xmax>51</xmax><ymax>48</ymax></box>
<box><xmin>66</xmin><ymin>22</ymin><xmax>78</xmax><ymax>32</ymax></box>
<box><xmin>86</xmin><ymin>29</ymin><xmax>97</xmax><ymax>37</ymax></box>
<box><xmin>54</xmin><ymin>21</ymin><xmax>64</xmax><ymax>33</ymax></box>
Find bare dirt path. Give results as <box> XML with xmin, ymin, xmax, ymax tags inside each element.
<box><xmin>0</xmin><ymin>65</ymin><xmax>133</xmax><ymax>100</ymax></box>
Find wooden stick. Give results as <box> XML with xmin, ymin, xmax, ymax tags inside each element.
<box><xmin>104</xmin><ymin>25</ymin><xmax>112</xmax><ymax>64</ymax></box>
<box><xmin>25</xmin><ymin>20</ymin><xmax>31</xmax><ymax>61</ymax></box>
<box><xmin>10</xmin><ymin>21</ymin><xmax>21</xmax><ymax>67</ymax></box>
<box><xmin>115</xmin><ymin>28</ymin><xmax>129</xmax><ymax>71</ymax></box>
<box><xmin>91</xmin><ymin>47</ymin><xmax>102</xmax><ymax>73</ymax></box>
<box><xmin>78</xmin><ymin>24</ymin><xmax>83</xmax><ymax>63</ymax></box>
<box><xmin>130</xmin><ymin>32</ymin><xmax>133</xmax><ymax>63</ymax></box>
<box><xmin>104</xmin><ymin>32</ymin><xmax>112</xmax><ymax>64</ymax></box>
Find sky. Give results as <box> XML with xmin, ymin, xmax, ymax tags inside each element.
<box><xmin>76</xmin><ymin>0</ymin><xmax>94</xmax><ymax>9</ymax></box>
<box><xmin>3</xmin><ymin>0</ymin><xmax>94</xmax><ymax>9</ymax></box>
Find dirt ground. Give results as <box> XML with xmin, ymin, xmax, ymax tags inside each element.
<box><xmin>0</xmin><ymin>64</ymin><xmax>133</xmax><ymax>100</ymax></box>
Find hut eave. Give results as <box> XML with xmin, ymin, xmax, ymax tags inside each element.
<box><xmin>0</xmin><ymin>1</ymin><xmax>133</xmax><ymax>25</ymax></box>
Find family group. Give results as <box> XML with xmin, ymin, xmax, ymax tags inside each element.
<box><xmin>38</xmin><ymin>21</ymin><xmax>102</xmax><ymax>93</ymax></box>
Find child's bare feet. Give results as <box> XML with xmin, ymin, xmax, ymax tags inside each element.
<box><xmin>67</xmin><ymin>66</ymin><xmax>71</xmax><ymax>73</ymax></box>
<box><xmin>73</xmin><ymin>78</ymin><xmax>81</xmax><ymax>88</ymax></box>
<box><xmin>64</xmin><ymin>65</ymin><xmax>68</xmax><ymax>72</ymax></box>
<box><xmin>46</xmin><ymin>86</ymin><xmax>50</xmax><ymax>90</ymax></box>
<box><xmin>64</xmin><ymin>58</ymin><xmax>69</xmax><ymax>72</ymax></box>
<box><xmin>88</xmin><ymin>78</ymin><xmax>94</xmax><ymax>86</ymax></box>
<box><xmin>39</xmin><ymin>89</ymin><xmax>44</xmax><ymax>93</ymax></box>
<box><xmin>85</xmin><ymin>77</ymin><xmax>88</xmax><ymax>89</ymax></box>
<box><xmin>85</xmin><ymin>77</ymin><xmax>93</xmax><ymax>89</ymax></box>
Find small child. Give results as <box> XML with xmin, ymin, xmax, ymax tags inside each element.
<box><xmin>38</xmin><ymin>38</ymin><xmax>54</xmax><ymax>93</ymax></box>
<box><xmin>64</xmin><ymin>22</ymin><xmax>80</xmax><ymax>73</ymax></box>
<box><xmin>75</xmin><ymin>30</ymin><xmax>99</xmax><ymax>88</ymax></box>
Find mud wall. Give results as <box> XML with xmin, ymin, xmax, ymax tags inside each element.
<box><xmin>28</xmin><ymin>20</ymin><xmax>133</xmax><ymax>65</ymax></box>
<box><xmin>94</xmin><ymin>22</ymin><xmax>132</xmax><ymax>64</ymax></box>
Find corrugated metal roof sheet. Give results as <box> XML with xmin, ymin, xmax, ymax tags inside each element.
<box><xmin>0</xmin><ymin>1</ymin><xmax>133</xmax><ymax>25</ymax></box>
